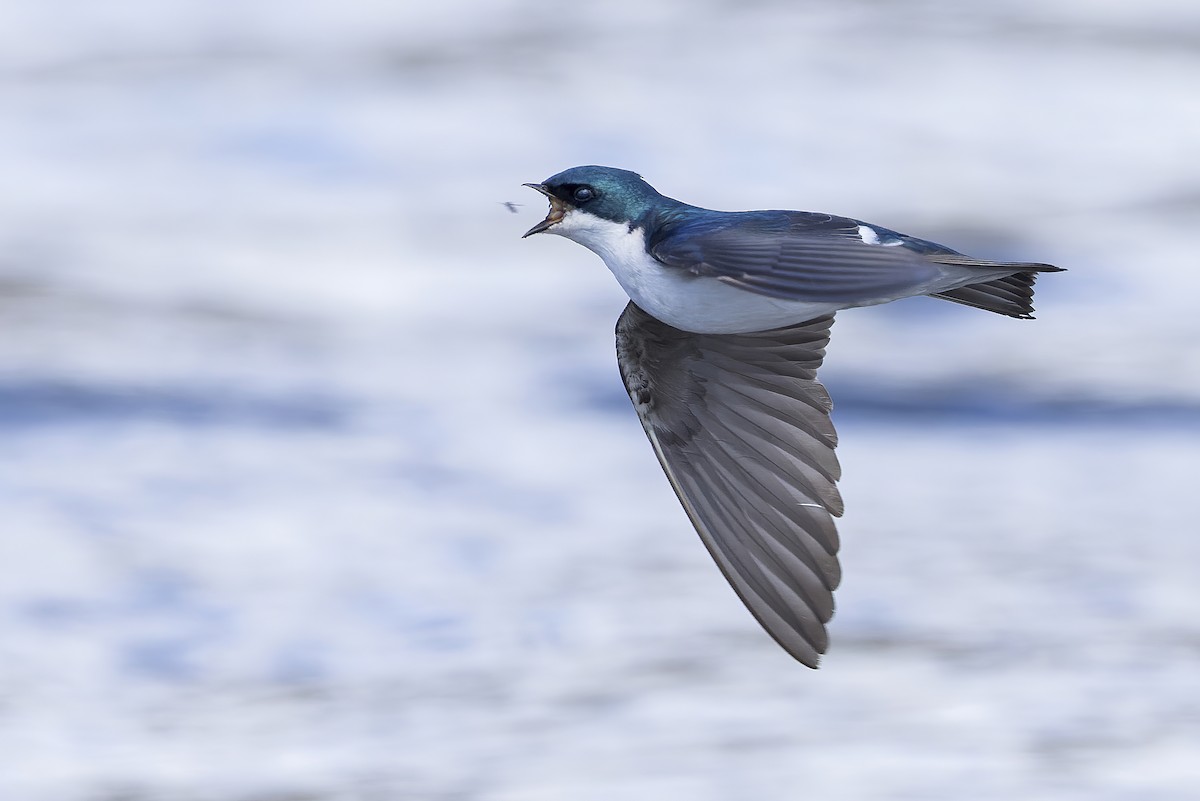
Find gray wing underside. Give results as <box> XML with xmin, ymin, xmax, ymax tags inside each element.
<box><xmin>616</xmin><ymin>302</ymin><xmax>843</xmax><ymax>667</ymax></box>
<box><xmin>650</xmin><ymin>219</ymin><xmax>1053</xmax><ymax>303</ymax></box>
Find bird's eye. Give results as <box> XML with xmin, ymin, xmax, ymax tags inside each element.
<box><xmin>573</xmin><ymin>187</ymin><xmax>595</xmax><ymax>203</ymax></box>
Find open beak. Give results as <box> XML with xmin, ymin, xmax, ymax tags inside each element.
<box><xmin>522</xmin><ymin>183</ymin><xmax>569</xmax><ymax>238</ymax></box>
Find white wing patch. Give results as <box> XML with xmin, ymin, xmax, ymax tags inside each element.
<box><xmin>857</xmin><ymin>224</ymin><xmax>903</xmax><ymax>246</ymax></box>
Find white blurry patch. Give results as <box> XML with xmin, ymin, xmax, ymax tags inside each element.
<box><xmin>857</xmin><ymin>224</ymin><xmax>882</xmax><ymax>245</ymax></box>
<box><xmin>858</xmin><ymin>224</ymin><xmax>903</xmax><ymax>246</ymax></box>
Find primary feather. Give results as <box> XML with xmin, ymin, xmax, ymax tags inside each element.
<box><xmin>617</xmin><ymin>303</ymin><xmax>842</xmax><ymax>667</ymax></box>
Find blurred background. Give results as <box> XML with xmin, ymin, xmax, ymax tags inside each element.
<box><xmin>2</xmin><ymin>1</ymin><xmax>1199</xmax><ymax>799</ymax></box>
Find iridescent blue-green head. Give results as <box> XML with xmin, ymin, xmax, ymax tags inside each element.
<box><xmin>522</xmin><ymin>165</ymin><xmax>670</xmax><ymax>238</ymax></box>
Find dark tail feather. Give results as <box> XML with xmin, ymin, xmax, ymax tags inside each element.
<box><xmin>930</xmin><ymin>262</ymin><xmax>1064</xmax><ymax>320</ymax></box>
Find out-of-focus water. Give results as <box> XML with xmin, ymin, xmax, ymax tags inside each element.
<box><xmin>2</xmin><ymin>2</ymin><xmax>1199</xmax><ymax>799</ymax></box>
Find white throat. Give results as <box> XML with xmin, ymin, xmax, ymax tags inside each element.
<box><xmin>550</xmin><ymin>208</ymin><xmax>642</xmax><ymax>266</ymax></box>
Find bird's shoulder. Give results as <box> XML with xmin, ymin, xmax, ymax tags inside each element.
<box><xmin>646</xmin><ymin>207</ymin><xmax>852</xmax><ymax>241</ymax></box>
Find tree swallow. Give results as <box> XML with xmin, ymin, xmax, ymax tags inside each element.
<box><xmin>523</xmin><ymin>165</ymin><xmax>1062</xmax><ymax>667</ymax></box>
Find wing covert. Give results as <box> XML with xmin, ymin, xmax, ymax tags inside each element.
<box><xmin>647</xmin><ymin>211</ymin><xmax>1058</xmax><ymax>306</ymax></box>
<box><xmin>648</xmin><ymin>212</ymin><xmax>942</xmax><ymax>302</ymax></box>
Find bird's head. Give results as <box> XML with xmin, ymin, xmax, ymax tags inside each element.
<box><xmin>522</xmin><ymin>165</ymin><xmax>664</xmax><ymax>239</ymax></box>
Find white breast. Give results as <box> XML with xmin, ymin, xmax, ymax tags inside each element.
<box><xmin>550</xmin><ymin>210</ymin><xmax>841</xmax><ymax>334</ymax></box>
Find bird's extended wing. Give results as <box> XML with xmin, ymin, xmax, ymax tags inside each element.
<box><xmin>616</xmin><ymin>302</ymin><xmax>843</xmax><ymax>667</ymax></box>
<box><xmin>649</xmin><ymin>211</ymin><xmax>1052</xmax><ymax>304</ymax></box>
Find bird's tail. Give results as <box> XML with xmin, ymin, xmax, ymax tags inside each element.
<box><xmin>929</xmin><ymin>259</ymin><xmax>1064</xmax><ymax>320</ymax></box>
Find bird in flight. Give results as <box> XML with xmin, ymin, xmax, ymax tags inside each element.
<box><xmin>523</xmin><ymin>165</ymin><xmax>1061</xmax><ymax>667</ymax></box>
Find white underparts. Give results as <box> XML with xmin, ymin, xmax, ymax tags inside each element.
<box><xmin>549</xmin><ymin>210</ymin><xmax>842</xmax><ymax>334</ymax></box>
